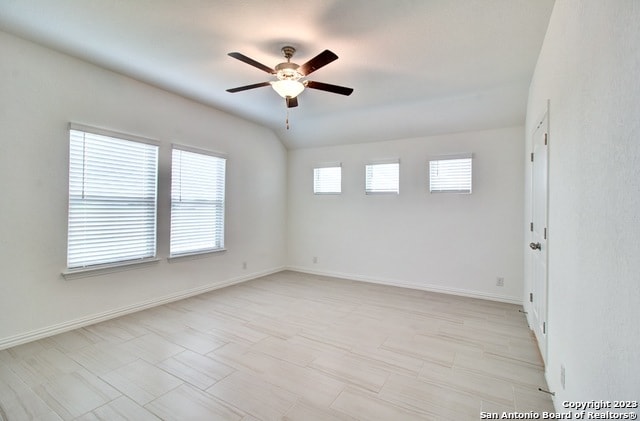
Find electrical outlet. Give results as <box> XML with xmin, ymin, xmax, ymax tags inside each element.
<box><xmin>496</xmin><ymin>277</ymin><xmax>504</xmax><ymax>287</ymax></box>
<box><xmin>242</xmin><ymin>261</ymin><xmax>247</xmax><ymax>270</ymax></box>
<box><xmin>560</xmin><ymin>364</ymin><xmax>566</xmax><ymax>389</ymax></box>
<box><xmin>313</xmin><ymin>256</ymin><xmax>318</xmax><ymax>264</ymax></box>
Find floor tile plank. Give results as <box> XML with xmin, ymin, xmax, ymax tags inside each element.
<box><xmin>100</xmin><ymin>359</ymin><xmax>182</xmax><ymax>406</ymax></box>
<box><xmin>145</xmin><ymin>384</ymin><xmax>244</xmax><ymax>421</ymax></box>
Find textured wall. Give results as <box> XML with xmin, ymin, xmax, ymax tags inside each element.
<box><xmin>288</xmin><ymin>127</ymin><xmax>525</xmax><ymax>303</ymax></box>
<box><xmin>524</xmin><ymin>0</ymin><xmax>640</xmax><ymax>406</ymax></box>
<box><xmin>0</xmin><ymin>31</ymin><xmax>287</xmax><ymax>346</ymax></box>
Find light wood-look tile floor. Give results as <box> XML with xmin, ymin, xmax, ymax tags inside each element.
<box><xmin>0</xmin><ymin>271</ymin><xmax>555</xmax><ymax>420</ymax></box>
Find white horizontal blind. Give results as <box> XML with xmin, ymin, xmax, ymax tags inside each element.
<box><xmin>429</xmin><ymin>156</ymin><xmax>473</xmax><ymax>193</ymax></box>
<box><xmin>313</xmin><ymin>165</ymin><xmax>341</xmax><ymax>194</ymax></box>
<box><xmin>67</xmin><ymin>128</ymin><xmax>158</xmax><ymax>269</ymax></box>
<box><xmin>365</xmin><ymin>162</ymin><xmax>399</xmax><ymax>194</ymax></box>
<box><xmin>170</xmin><ymin>147</ymin><xmax>226</xmax><ymax>256</ymax></box>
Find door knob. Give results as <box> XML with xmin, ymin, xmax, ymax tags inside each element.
<box><xmin>529</xmin><ymin>242</ymin><xmax>541</xmax><ymax>250</ymax></box>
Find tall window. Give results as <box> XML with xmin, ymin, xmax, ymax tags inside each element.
<box><xmin>313</xmin><ymin>164</ymin><xmax>342</xmax><ymax>194</ymax></box>
<box><xmin>67</xmin><ymin>125</ymin><xmax>158</xmax><ymax>269</ymax></box>
<box><xmin>170</xmin><ymin>146</ymin><xmax>226</xmax><ymax>257</ymax></box>
<box><xmin>365</xmin><ymin>161</ymin><xmax>400</xmax><ymax>194</ymax></box>
<box><xmin>429</xmin><ymin>154</ymin><xmax>473</xmax><ymax>193</ymax></box>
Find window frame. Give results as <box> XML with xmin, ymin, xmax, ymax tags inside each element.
<box><xmin>313</xmin><ymin>163</ymin><xmax>342</xmax><ymax>195</ymax></box>
<box><xmin>428</xmin><ymin>153</ymin><xmax>473</xmax><ymax>194</ymax></box>
<box><xmin>64</xmin><ymin>123</ymin><xmax>160</xmax><ymax>275</ymax></box>
<box><xmin>365</xmin><ymin>160</ymin><xmax>400</xmax><ymax>194</ymax></box>
<box><xmin>169</xmin><ymin>144</ymin><xmax>227</xmax><ymax>259</ymax></box>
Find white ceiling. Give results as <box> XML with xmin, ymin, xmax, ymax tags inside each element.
<box><xmin>0</xmin><ymin>0</ymin><xmax>555</xmax><ymax>149</ymax></box>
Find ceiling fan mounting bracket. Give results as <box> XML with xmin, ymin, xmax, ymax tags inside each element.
<box><xmin>281</xmin><ymin>46</ymin><xmax>296</xmax><ymax>61</ymax></box>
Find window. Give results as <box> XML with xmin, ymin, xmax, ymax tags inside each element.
<box><xmin>67</xmin><ymin>125</ymin><xmax>158</xmax><ymax>269</ymax></box>
<box><xmin>365</xmin><ymin>161</ymin><xmax>399</xmax><ymax>194</ymax></box>
<box><xmin>429</xmin><ymin>154</ymin><xmax>473</xmax><ymax>193</ymax></box>
<box><xmin>313</xmin><ymin>164</ymin><xmax>342</xmax><ymax>194</ymax></box>
<box><xmin>170</xmin><ymin>146</ymin><xmax>226</xmax><ymax>257</ymax></box>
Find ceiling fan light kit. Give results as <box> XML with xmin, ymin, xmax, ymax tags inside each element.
<box><xmin>271</xmin><ymin>80</ymin><xmax>305</xmax><ymax>99</ymax></box>
<box><xmin>226</xmin><ymin>45</ymin><xmax>353</xmax><ymax>115</ymax></box>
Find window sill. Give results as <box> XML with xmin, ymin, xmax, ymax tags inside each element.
<box><xmin>430</xmin><ymin>190</ymin><xmax>472</xmax><ymax>194</ymax></box>
<box><xmin>62</xmin><ymin>258</ymin><xmax>161</xmax><ymax>280</ymax></box>
<box><xmin>167</xmin><ymin>248</ymin><xmax>226</xmax><ymax>263</ymax></box>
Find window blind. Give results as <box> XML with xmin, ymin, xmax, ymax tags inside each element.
<box><xmin>313</xmin><ymin>165</ymin><xmax>342</xmax><ymax>194</ymax></box>
<box><xmin>429</xmin><ymin>155</ymin><xmax>472</xmax><ymax>193</ymax></box>
<box><xmin>170</xmin><ymin>147</ymin><xmax>226</xmax><ymax>256</ymax></box>
<box><xmin>67</xmin><ymin>128</ymin><xmax>158</xmax><ymax>269</ymax></box>
<box><xmin>365</xmin><ymin>162</ymin><xmax>399</xmax><ymax>194</ymax></box>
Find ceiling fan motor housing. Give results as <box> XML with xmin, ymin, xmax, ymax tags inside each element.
<box><xmin>276</xmin><ymin>47</ymin><xmax>302</xmax><ymax>81</ymax></box>
<box><xmin>275</xmin><ymin>62</ymin><xmax>302</xmax><ymax>81</ymax></box>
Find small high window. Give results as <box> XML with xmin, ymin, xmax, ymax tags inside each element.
<box><xmin>365</xmin><ymin>161</ymin><xmax>399</xmax><ymax>194</ymax></box>
<box><xmin>429</xmin><ymin>154</ymin><xmax>473</xmax><ymax>194</ymax></box>
<box><xmin>313</xmin><ymin>164</ymin><xmax>342</xmax><ymax>194</ymax></box>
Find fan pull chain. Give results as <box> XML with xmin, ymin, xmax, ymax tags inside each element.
<box><xmin>286</xmin><ymin>109</ymin><xmax>290</xmax><ymax>130</ymax></box>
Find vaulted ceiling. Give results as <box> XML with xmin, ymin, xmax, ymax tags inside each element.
<box><xmin>0</xmin><ymin>0</ymin><xmax>555</xmax><ymax>149</ymax></box>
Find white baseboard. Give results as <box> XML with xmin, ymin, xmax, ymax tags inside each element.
<box><xmin>286</xmin><ymin>266</ymin><xmax>523</xmax><ymax>305</ymax></box>
<box><xmin>0</xmin><ymin>266</ymin><xmax>285</xmax><ymax>350</ymax></box>
<box><xmin>1</xmin><ymin>265</ymin><xmax>523</xmax><ymax>350</ymax></box>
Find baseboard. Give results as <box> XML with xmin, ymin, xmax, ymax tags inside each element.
<box><xmin>1</xmin><ymin>265</ymin><xmax>523</xmax><ymax>350</ymax></box>
<box><xmin>0</xmin><ymin>266</ymin><xmax>285</xmax><ymax>350</ymax></box>
<box><xmin>286</xmin><ymin>266</ymin><xmax>523</xmax><ymax>305</ymax></box>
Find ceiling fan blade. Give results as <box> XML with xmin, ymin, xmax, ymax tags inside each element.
<box><xmin>298</xmin><ymin>50</ymin><xmax>339</xmax><ymax>76</ymax></box>
<box><xmin>286</xmin><ymin>96</ymin><xmax>298</xmax><ymax>108</ymax></box>
<box><xmin>226</xmin><ymin>81</ymin><xmax>271</xmax><ymax>93</ymax></box>
<box><xmin>228</xmin><ymin>52</ymin><xmax>275</xmax><ymax>74</ymax></box>
<box><xmin>306</xmin><ymin>81</ymin><xmax>354</xmax><ymax>96</ymax></box>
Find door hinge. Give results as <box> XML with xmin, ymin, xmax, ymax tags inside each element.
<box><xmin>543</xmin><ymin>321</ymin><xmax>546</xmax><ymax>334</ymax></box>
<box><xmin>544</xmin><ymin>133</ymin><xmax>548</xmax><ymax>145</ymax></box>
<box><xmin>544</xmin><ymin>228</ymin><xmax>547</xmax><ymax>240</ymax></box>
<box><xmin>530</xmin><ymin>152</ymin><xmax>534</xmax><ymax>162</ymax></box>
<box><xmin>530</xmin><ymin>222</ymin><xmax>534</xmax><ymax>232</ymax></box>
<box><xmin>529</xmin><ymin>292</ymin><xmax>533</xmax><ymax>302</ymax></box>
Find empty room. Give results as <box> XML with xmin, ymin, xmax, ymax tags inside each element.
<box><xmin>0</xmin><ymin>1</ymin><xmax>638</xmax><ymax>420</ymax></box>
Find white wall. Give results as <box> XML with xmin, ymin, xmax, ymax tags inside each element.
<box><xmin>288</xmin><ymin>127</ymin><xmax>525</xmax><ymax>303</ymax></box>
<box><xmin>524</xmin><ymin>0</ymin><xmax>640</xmax><ymax>405</ymax></box>
<box><xmin>0</xmin><ymin>31</ymin><xmax>287</xmax><ymax>347</ymax></box>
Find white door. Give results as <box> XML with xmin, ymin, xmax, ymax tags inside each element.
<box><xmin>530</xmin><ymin>112</ymin><xmax>549</xmax><ymax>363</ymax></box>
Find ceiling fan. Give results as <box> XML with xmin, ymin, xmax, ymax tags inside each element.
<box><xmin>226</xmin><ymin>46</ymin><xmax>354</xmax><ymax>108</ymax></box>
